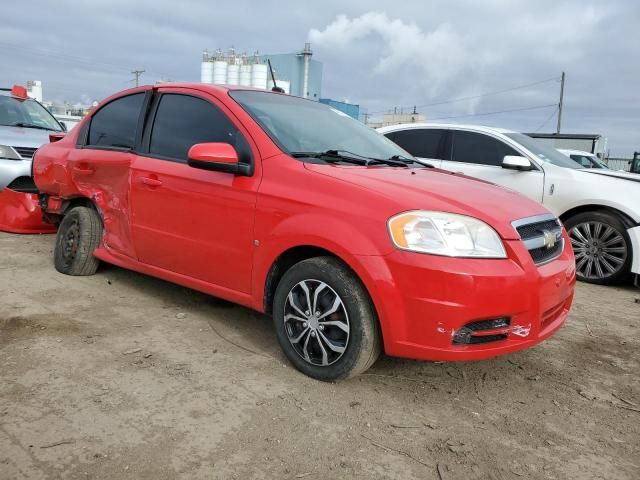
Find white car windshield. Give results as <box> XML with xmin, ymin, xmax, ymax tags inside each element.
<box><xmin>505</xmin><ymin>133</ymin><xmax>582</xmax><ymax>169</ymax></box>
<box><xmin>230</xmin><ymin>90</ymin><xmax>412</xmax><ymax>161</ymax></box>
<box><xmin>0</xmin><ymin>95</ymin><xmax>63</xmax><ymax>132</ymax></box>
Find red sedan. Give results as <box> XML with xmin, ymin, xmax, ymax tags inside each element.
<box><xmin>33</xmin><ymin>84</ymin><xmax>575</xmax><ymax>380</ymax></box>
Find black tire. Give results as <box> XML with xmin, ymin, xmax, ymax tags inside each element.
<box><xmin>54</xmin><ymin>206</ymin><xmax>102</xmax><ymax>276</ymax></box>
<box><xmin>564</xmin><ymin>211</ymin><xmax>632</xmax><ymax>285</ymax></box>
<box><xmin>273</xmin><ymin>257</ymin><xmax>382</xmax><ymax>381</ymax></box>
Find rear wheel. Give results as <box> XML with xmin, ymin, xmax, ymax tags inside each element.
<box><xmin>273</xmin><ymin>257</ymin><xmax>381</xmax><ymax>381</ymax></box>
<box><xmin>565</xmin><ymin>211</ymin><xmax>632</xmax><ymax>285</ymax></box>
<box><xmin>54</xmin><ymin>206</ymin><xmax>102</xmax><ymax>276</ymax></box>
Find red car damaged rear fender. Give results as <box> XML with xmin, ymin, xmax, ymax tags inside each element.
<box><xmin>0</xmin><ymin>188</ymin><xmax>56</xmax><ymax>234</ymax></box>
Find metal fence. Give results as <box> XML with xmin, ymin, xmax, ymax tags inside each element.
<box><xmin>603</xmin><ymin>158</ymin><xmax>631</xmax><ymax>171</ymax></box>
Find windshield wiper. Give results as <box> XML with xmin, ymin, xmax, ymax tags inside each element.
<box><xmin>387</xmin><ymin>155</ymin><xmax>435</xmax><ymax>168</ymax></box>
<box><xmin>5</xmin><ymin>122</ymin><xmax>57</xmax><ymax>131</ymax></box>
<box><xmin>291</xmin><ymin>150</ymin><xmax>369</xmax><ymax>165</ymax></box>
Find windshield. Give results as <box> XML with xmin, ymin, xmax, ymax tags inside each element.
<box><xmin>0</xmin><ymin>95</ymin><xmax>63</xmax><ymax>132</ymax></box>
<box><xmin>569</xmin><ymin>153</ymin><xmax>609</xmax><ymax>169</ymax></box>
<box><xmin>229</xmin><ymin>91</ymin><xmax>412</xmax><ymax>161</ymax></box>
<box><xmin>505</xmin><ymin>133</ymin><xmax>582</xmax><ymax>169</ymax></box>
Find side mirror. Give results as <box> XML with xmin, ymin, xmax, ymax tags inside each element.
<box><xmin>502</xmin><ymin>155</ymin><xmax>533</xmax><ymax>171</ymax></box>
<box><xmin>187</xmin><ymin>142</ymin><xmax>251</xmax><ymax>176</ymax></box>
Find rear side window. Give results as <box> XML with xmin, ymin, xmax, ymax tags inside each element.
<box><xmin>386</xmin><ymin>129</ymin><xmax>446</xmax><ymax>159</ymax></box>
<box><xmin>149</xmin><ymin>94</ymin><xmax>249</xmax><ymax>163</ymax></box>
<box><xmin>451</xmin><ymin>131</ymin><xmax>519</xmax><ymax>166</ymax></box>
<box><xmin>88</xmin><ymin>93</ymin><xmax>144</xmax><ymax>149</ymax></box>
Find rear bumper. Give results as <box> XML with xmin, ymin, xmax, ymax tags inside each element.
<box><xmin>0</xmin><ymin>188</ymin><xmax>57</xmax><ymax>234</ymax></box>
<box><xmin>356</xmin><ymin>231</ymin><xmax>576</xmax><ymax>362</ymax></box>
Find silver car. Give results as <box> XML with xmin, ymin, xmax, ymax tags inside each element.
<box><xmin>0</xmin><ymin>86</ymin><xmax>65</xmax><ymax>193</ymax></box>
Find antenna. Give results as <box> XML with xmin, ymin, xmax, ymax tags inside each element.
<box><xmin>267</xmin><ymin>59</ymin><xmax>285</xmax><ymax>93</ymax></box>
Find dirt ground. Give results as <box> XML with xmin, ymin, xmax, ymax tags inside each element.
<box><xmin>1</xmin><ymin>232</ymin><xmax>638</xmax><ymax>480</ymax></box>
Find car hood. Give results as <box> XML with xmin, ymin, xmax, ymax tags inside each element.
<box><xmin>304</xmin><ymin>164</ymin><xmax>550</xmax><ymax>240</ymax></box>
<box><xmin>576</xmin><ymin>169</ymin><xmax>640</xmax><ymax>182</ymax></box>
<box><xmin>0</xmin><ymin>125</ymin><xmax>54</xmax><ymax>149</ymax></box>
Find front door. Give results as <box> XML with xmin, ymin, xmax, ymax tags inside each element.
<box><xmin>440</xmin><ymin>130</ymin><xmax>544</xmax><ymax>203</ymax></box>
<box><xmin>129</xmin><ymin>90</ymin><xmax>260</xmax><ymax>294</ymax></box>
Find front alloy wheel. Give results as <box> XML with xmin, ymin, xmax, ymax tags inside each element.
<box><xmin>566</xmin><ymin>211</ymin><xmax>632</xmax><ymax>285</ymax></box>
<box><xmin>273</xmin><ymin>257</ymin><xmax>381</xmax><ymax>381</ymax></box>
<box><xmin>284</xmin><ymin>280</ymin><xmax>350</xmax><ymax>367</ymax></box>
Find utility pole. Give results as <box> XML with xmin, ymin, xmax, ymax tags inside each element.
<box><xmin>362</xmin><ymin>112</ymin><xmax>370</xmax><ymax>125</ymax></box>
<box><xmin>131</xmin><ymin>69</ymin><xmax>145</xmax><ymax>87</ymax></box>
<box><xmin>556</xmin><ymin>71</ymin><xmax>565</xmax><ymax>134</ymax></box>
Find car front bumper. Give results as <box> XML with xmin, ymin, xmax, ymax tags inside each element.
<box><xmin>355</xmin><ymin>230</ymin><xmax>576</xmax><ymax>362</ymax></box>
<box><xmin>0</xmin><ymin>158</ymin><xmax>31</xmax><ymax>190</ymax></box>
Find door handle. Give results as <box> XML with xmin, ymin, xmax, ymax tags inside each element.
<box><xmin>141</xmin><ymin>177</ymin><xmax>163</xmax><ymax>187</ymax></box>
<box><xmin>72</xmin><ymin>166</ymin><xmax>94</xmax><ymax>175</ymax></box>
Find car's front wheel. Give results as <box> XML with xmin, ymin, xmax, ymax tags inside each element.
<box><xmin>565</xmin><ymin>211</ymin><xmax>632</xmax><ymax>285</ymax></box>
<box><xmin>54</xmin><ymin>206</ymin><xmax>102</xmax><ymax>276</ymax></box>
<box><xmin>272</xmin><ymin>257</ymin><xmax>382</xmax><ymax>381</ymax></box>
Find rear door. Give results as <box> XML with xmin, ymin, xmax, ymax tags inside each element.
<box><xmin>70</xmin><ymin>91</ymin><xmax>148</xmax><ymax>257</ymax></box>
<box><xmin>440</xmin><ymin>130</ymin><xmax>544</xmax><ymax>202</ymax></box>
<box><xmin>129</xmin><ymin>89</ymin><xmax>260</xmax><ymax>294</ymax></box>
<box><xmin>384</xmin><ymin>128</ymin><xmax>447</xmax><ymax>167</ymax></box>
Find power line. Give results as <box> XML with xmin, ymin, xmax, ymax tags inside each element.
<box><xmin>429</xmin><ymin>103</ymin><xmax>558</xmax><ymax>121</ymax></box>
<box><xmin>533</xmin><ymin>107</ymin><xmax>559</xmax><ymax>133</ymax></box>
<box><xmin>367</xmin><ymin>76</ymin><xmax>560</xmax><ymax>115</ymax></box>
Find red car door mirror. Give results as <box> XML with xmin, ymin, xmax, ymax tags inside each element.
<box><xmin>187</xmin><ymin>142</ymin><xmax>251</xmax><ymax>175</ymax></box>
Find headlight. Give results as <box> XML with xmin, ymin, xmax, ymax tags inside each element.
<box><xmin>0</xmin><ymin>144</ymin><xmax>21</xmax><ymax>160</ymax></box>
<box><xmin>388</xmin><ymin>210</ymin><xmax>507</xmax><ymax>258</ymax></box>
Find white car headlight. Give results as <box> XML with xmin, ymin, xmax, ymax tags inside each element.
<box><xmin>0</xmin><ymin>144</ymin><xmax>21</xmax><ymax>160</ymax></box>
<box><xmin>388</xmin><ymin>210</ymin><xmax>507</xmax><ymax>258</ymax></box>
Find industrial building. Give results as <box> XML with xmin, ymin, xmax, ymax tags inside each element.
<box><xmin>200</xmin><ymin>43</ymin><xmax>322</xmax><ymax>99</ymax></box>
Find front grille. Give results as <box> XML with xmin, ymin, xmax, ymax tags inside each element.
<box><xmin>6</xmin><ymin>176</ymin><xmax>38</xmax><ymax>193</ymax></box>
<box><xmin>529</xmin><ymin>241</ymin><xmax>563</xmax><ymax>265</ymax></box>
<box><xmin>516</xmin><ymin>219</ymin><xmax>560</xmax><ymax>240</ymax></box>
<box><xmin>512</xmin><ymin>214</ymin><xmax>564</xmax><ymax>265</ymax></box>
<box><xmin>452</xmin><ymin>317</ymin><xmax>511</xmax><ymax>345</ymax></box>
<box><xmin>12</xmin><ymin>146</ymin><xmax>37</xmax><ymax>159</ymax></box>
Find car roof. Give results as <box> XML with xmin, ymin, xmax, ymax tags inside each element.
<box><xmin>376</xmin><ymin>122</ymin><xmax>518</xmax><ymax>135</ymax></box>
<box><xmin>558</xmin><ymin>148</ymin><xmax>596</xmax><ymax>156</ymax></box>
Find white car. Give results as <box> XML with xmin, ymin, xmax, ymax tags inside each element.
<box><xmin>379</xmin><ymin>123</ymin><xmax>640</xmax><ymax>285</ymax></box>
<box><xmin>558</xmin><ymin>148</ymin><xmax>610</xmax><ymax>170</ymax></box>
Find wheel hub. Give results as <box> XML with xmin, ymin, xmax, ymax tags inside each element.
<box><xmin>569</xmin><ymin>220</ymin><xmax>627</xmax><ymax>280</ymax></box>
<box><xmin>283</xmin><ymin>279</ymin><xmax>350</xmax><ymax>367</ymax></box>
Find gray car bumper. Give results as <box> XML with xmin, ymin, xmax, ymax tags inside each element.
<box><xmin>0</xmin><ymin>158</ymin><xmax>32</xmax><ymax>190</ymax></box>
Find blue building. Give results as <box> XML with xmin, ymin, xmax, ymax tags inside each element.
<box><xmin>319</xmin><ymin>98</ymin><xmax>360</xmax><ymax>120</ymax></box>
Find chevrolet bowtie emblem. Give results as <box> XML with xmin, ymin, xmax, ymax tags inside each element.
<box><xmin>542</xmin><ymin>230</ymin><xmax>557</xmax><ymax>249</ymax></box>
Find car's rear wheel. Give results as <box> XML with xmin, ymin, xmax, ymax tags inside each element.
<box><xmin>565</xmin><ymin>211</ymin><xmax>632</xmax><ymax>285</ymax></box>
<box><xmin>54</xmin><ymin>206</ymin><xmax>102</xmax><ymax>276</ymax></box>
<box><xmin>272</xmin><ymin>257</ymin><xmax>381</xmax><ymax>381</ymax></box>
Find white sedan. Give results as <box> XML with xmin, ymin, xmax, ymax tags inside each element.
<box><xmin>379</xmin><ymin>123</ymin><xmax>640</xmax><ymax>285</ymax></box>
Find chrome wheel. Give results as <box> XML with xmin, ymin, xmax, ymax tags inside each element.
<box><xmin>283</xmin><ymin>279</ymin><xmax>350</xmax><ymax>367</ymax></box>
<box><xmin>569</xmin><ymin>221</ymin><xmax>627</xmax><ymax>280</ymax></box>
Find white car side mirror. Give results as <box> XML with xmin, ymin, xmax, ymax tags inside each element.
<box><xmin>502</xmin><ymin>155</ymin><xmax>533</xmax><ymax>171</ymax></box>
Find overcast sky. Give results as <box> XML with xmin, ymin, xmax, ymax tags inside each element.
<box><xmin>2</xmin><ymin>0</ymin><xmax>638</xmax><ymax>156</ymax></box>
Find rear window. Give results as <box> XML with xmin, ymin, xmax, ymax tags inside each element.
<box><xmin>88</xmin><ymin>93</ymin><xmax>145</xmax><ymax>149</ymax></box>
<box><xmin>385</xmin><ymin>129</ymin><xmax>446</xmax><ymax>159</ymax></box>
